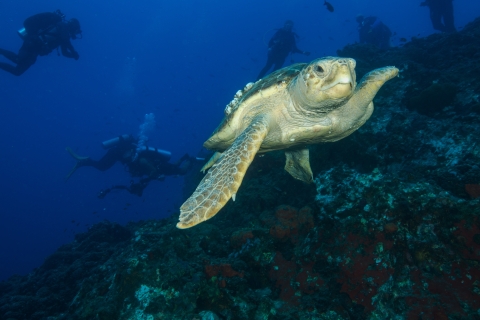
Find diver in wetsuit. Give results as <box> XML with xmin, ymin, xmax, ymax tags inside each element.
<box><xmin>356</xmin><ymin>15</ymin><xmax>392</xmax><ymax>49</ymax></box>
<box><xmin>421</xmin><ymin>0</ymin><xmax>456</xmax><ymax>33</ymax></box>
<box><xmin>65</xmin><ymin>134</ymin><xmax>200</xmax><ymax>197</ymax></box>
<box><xmin>0</xmin><ymin>10</ymin><xmax>81</xmax><ymax>76</ymax></box>
<box><xmin>257</xmin><ymin>20</ymin><xmax>310</xmax><ymax>80</ymax></box>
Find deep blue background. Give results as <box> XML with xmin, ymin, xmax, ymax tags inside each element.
<box><xmin>0</xmin><ymin>0</ymin><xmax>478</xmax><ymax>281</ymax></box>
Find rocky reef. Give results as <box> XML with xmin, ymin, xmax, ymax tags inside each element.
<box><xmin>2</xmin><ymin>18</ymin><xmax>480</xmax><ymax>320</ymax></box>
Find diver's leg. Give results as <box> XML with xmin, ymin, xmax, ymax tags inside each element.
<box><xmin>380</xmin><ymin>32</ymin><xmax>390</xmax><ymax>49</ymax></box>
<box><xmin>92</xmin><ymin>148</ymin><xmax>126</xmax><ymax>171</ymax></box>
<box><xmin>442</xmin><ymin>3</ymin><xmax>456</xmax><ymax>32</ymax></box>
<box><xmin>65</xmin><ymin>148</ymin><xmax>98</xmax><ymax>180</ymax></box>
<box><xmin>65</xmin><ymin>147</ymin><xmax>123</xmax><ymax>180</ymax></box>
<box><xmin>128</xmin><ymin>179</ymin><xmax>151</xmax><ymax>197</ymax></box>
<box><xmin>0</xmin><ymin>49</ymin><xmax>37</xmax><ymax>76</ymax></box>
<box><xmin>0</xmin><ymin>62</ymin><xmax>21</xmax><ymax>75</ymax></box>
<box><xmin>0</xmin><ymin>48</ymin><xmax>19</xmax><ymax>63</ymax></box>
<box><xmin>1</xmin><ymin>60</ymin><xmax>34</xmax><ymax>76</ymax></box>
<box><xmin>430</xmin><ymin>10</ymin><xmax>446</xmax><ymax>32</ymax></box>
<box><xmin>257</xmin><ymin>56</ymin><xmax>275</xmax><ymax>80</ymax></box>
<box><xmin>0</xmin><ymin>47</ymin><xmax>23</xmax><ymax>75</ymax></box>
<box><xmin>98</xmin><ymin>185</ymin><xmax>129</xmax><ymax>198</ymax></box>
<box><xmin>157</xmin><ymin>163</ymin><xmax>182</xmax><ymax>176</ymax></box>
<box><xmin>272</xmin><ymin>57</ymin><xmax>286</xmax><ymax>72</ymax></box>
<box><xmin>176</xmin><ymin>153</ymin><xmax>191</xmax><ymax>164</ymax></box>
<box><xmin>176</xmin><ymin>154</ymin><xmax>194</xmax><ymax>175</ymax></box>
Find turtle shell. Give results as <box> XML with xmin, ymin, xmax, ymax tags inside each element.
<box><xmin>218</xmin><ymin>63</ymin><xmax>307</xmax><ymax>131</ymax></box>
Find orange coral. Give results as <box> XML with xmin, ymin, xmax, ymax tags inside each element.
<box><xmin>384</xmin><ymin>222</ymin><xmax>399</xmax><ymax>233</ymax></box>
<box><xmin>204</xmin><ymin>263</ymin><xmax>243</xmax><ymax>279</ymax></box>
<box><xmin>269</xmin><ymin>224</ymin><xmax>290</xmax><ymax>239</ymax></box>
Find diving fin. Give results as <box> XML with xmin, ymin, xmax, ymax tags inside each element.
<box><xmin>66</xmin><ymin>147</ymin><xmax>89</xmax><ymax>161</ymax></box>
<box><xmin>65</xmin><ymin>147</ymin><xmax>89</xmax><ymax>180</ymax></box>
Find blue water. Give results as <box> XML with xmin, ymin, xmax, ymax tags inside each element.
<box><xmin>0</xmin><ymin>0</ymin><xmax>478</xmax><ymax>281</ymax></box>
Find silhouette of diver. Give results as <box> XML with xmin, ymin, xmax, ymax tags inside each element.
<box><xmin>257</xmin><ymin>20</ymin><xmax>310</xmax><ymax>80</ymax></box>
<box><xmin>356</xmin><ymin>15</ymin><xmax>392</xmax><ymax>49</ymax></box>
<box><xmin>421</xmin><ymin>0</ymin><xmax>456</xmax><ymax>33</ymax></box>
<box><xmin>66</xmin><ymin>134</ymin><xmax>201</xmax><ymax>198</ymax></box>
<box><xmin>0</xmin><ymin>10</ymin><xmax>81</xmax><ymax>76</ymax></box>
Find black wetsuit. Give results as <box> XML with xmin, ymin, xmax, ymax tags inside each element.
<box><xmin>358</xmin><ymin>17</ymin><xmax>392</xmax><ymax>49</ymax></box>
<box><xmin>424</xmin><ymin>0</ymin><xmax>456</xmax><ymax>33</ymax></box>
<box><xmin>0</xmin><ymin>12</ymin><xmax>79</xmax><ymax>76</ymax></box>
<box><xmin>74</xmin><ymin>138</ymin><xmax>193</xmax><ymax>197</ymax></box>
<box><xmin>257</xmin><ymin>29</ymin><xmax>305</xmax><ymax>80</ymax></box>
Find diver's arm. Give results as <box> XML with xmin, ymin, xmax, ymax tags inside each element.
<box><xmin>291</xmin><ymin>39</ymin><xmax>308</xmax><ymax>55</ymax></box>
<box><xmin>61</xmin><ymin>41</ymin><xmax>79</xmax><ymax>60</ymax></box>
<box><xmin>291</xmin><ymin>45</ymin><xmax>304</xmax><ymax>54</ymax></box>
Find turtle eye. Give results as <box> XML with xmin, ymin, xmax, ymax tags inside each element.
<box><xmin>315</xmin><ymin>65</ymin><xmax>324</xmax><ymax>73</ymax></box>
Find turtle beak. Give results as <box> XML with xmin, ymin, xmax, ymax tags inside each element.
<box><xmin>320</xmin><ymin>62</ymin><xmax>355</xmax><ymax>97</ymax></box>
<box><xmin>320</xmin><ymin>75</ymin><xmax>353</xmax><ymax>91</ymax></box>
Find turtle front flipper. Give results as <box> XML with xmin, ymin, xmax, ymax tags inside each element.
<box><xmin>353</xmin><ymin>66</ymin><xmax>399</xmax><ymax>105</ymax></box>
<box><xmin>284</xmin><ymin>148</ymin><xmax>313</xmax><ymax>183</ymax></box>
<box><xmin>177</xmin><ymin>116</ymin><xmax>270</xmax><ymax>229</ymax></box>
<box><xmin>326</xmin><ymin>66</ymin><xmax>399</xmax><ymax>141</ymax></box>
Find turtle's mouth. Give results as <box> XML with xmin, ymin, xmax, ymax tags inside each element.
<box><xmin>320</xmin><ymin>77</ymin><xmax>353</xmax><ymax>92</ymax></box>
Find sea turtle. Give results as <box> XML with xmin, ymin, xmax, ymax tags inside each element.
<box><xmin>177</xmin><ymin>56</ymin><xmax>398</xmax><ymax>229</ymax></box>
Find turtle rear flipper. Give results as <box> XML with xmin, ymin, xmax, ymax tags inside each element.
<box><xmin>177</xmin><ymin>116</ymin><xmax>270</xmax><ymax>229</ymax></box>
<box><xmin>200</xmin><ymin>151</ymin><xmax>222</xmax><ymax>173</ymax></box>
<box><xmin>284</xmin><ymin>148</ymin><xmax>313</xmax><ymax>183</ymax></box>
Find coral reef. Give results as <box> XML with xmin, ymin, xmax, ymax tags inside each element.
<box><xmin>2</xmin><ymin>17</ymin><xmax>480</xmax><ymax>320</ymax></box>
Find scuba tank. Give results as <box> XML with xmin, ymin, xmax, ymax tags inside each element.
<box><xmin>137</xmin><ymin>146</ymin><xmax>171</xmax><ymax>162</ymax></box>
<box><xmin>102</xmin><ymin>134</ymin><xmax>133</xmax><ymax>149</ymax></box>
<box><xmin>17</xmin><ymin>28</ymin><xmax>28</xmax><ymax>40</ymax></box>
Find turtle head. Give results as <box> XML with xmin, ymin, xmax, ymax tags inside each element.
<box><xmin>290</xmin><ymin>57</ymin><xmax>356</xmax><ymax>114</ymax></box>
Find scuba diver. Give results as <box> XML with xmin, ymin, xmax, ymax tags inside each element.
<box><xmin>0</xmin><ymin>10</ymin><xmax>82</xmax><ymax>76</ymax></box>
<box><xmin>356</xmin><ymin>15</ymin><xmax>392</xmax><ymax>50</ymax></box>
<box><xmin>420</xmin><ymin>0</ymin><xmax>456</xmax><ymax>33</ymax></box>
<box><xmin>257</xmin><ymin>20</ymin><xmax>310</xmax><ymax>80</ymax></box>
<box><xmin>65</xmin><ymin>134</ymin><xmax>202</xmax><ymax>198</ymax></box>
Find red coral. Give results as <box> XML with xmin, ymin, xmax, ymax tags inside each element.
<box><xmin>204</xmin><ymin>263</ymin><xmax>244</xmax><ymax>288</ymax></box>
<box><xmin>298</xmin><ymin>206</ymin><xmax>315</xmax><ymax>230</ymax></box>
<box><xmin>218</xmin><ymin>279</ymin><xmax>226</xmax><ymax>288</ymax></box>
<box><xmin>268</xmin><ymin>252</ymin><xmax>324</xmax><ymax>306</ymax></box>
<box><xmin>405</xmin><ymin>260</ymin><xmax>480</xmax><ymax>318</ymax></box>
<box><xmin>337</xmin><ymin>232</ymin><xmax>395</xmax><ymax>311</ymax></box>
<box><xmin>204</xmin><ymin>263</ymin><xmax>243</xmax><ymax>279</ymax></box>
<box><xmin>402</xmin><ymin>218</ymin><xmax>480</xmax><ymax>319</ymax></box>
<box><xmin>465</xmin><ymin>184</ymin><xmax>480</xmax><ymax>199</ymax></box>
<box><xmin>230</xmin><ymin>230</ymin><xmax>254</xmax><ymax>248</ymax></box>
<box><xmin>268</xmin><ymin>252</ymin><xmax>298</xmax><ymax>305</ymax></box>
<box><xmin>269</xmin><ymin>224</ymin><xmax>290</xmax><ymax>239</ymax></box>
<box><xmin>295</xmin><ymin>262</ymin><xmax>324</xmax><ymax>294</ymax></box>
<box><xmin>406</xmin><ymin>296</ymin><xmax>449</xmax><ymax>320</ymax></box>
<box><xmin>453</xmin><ymin>219</ymin><xmax>480</xmax><ymax>261</ymax></box>
<box><xmin>383</xmin><ymin>222</ymin><xmax>398</xmax><ymax>233</ymax></box>
<box><xmin>262</xmin><ymin>205</ymin><xmax>314</xmax><ymax>243</ymax></box>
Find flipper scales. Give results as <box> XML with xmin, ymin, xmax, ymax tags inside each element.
<box><xmin>177</xmin><ymin>117</ymin><xmax>269</xmax><ymax>228</ymax></box>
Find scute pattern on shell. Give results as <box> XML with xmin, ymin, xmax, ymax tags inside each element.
<box><xmin>223</xmin><ymin>63</ymin><xmax>306</xmax><ymax>117</ymax></box>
